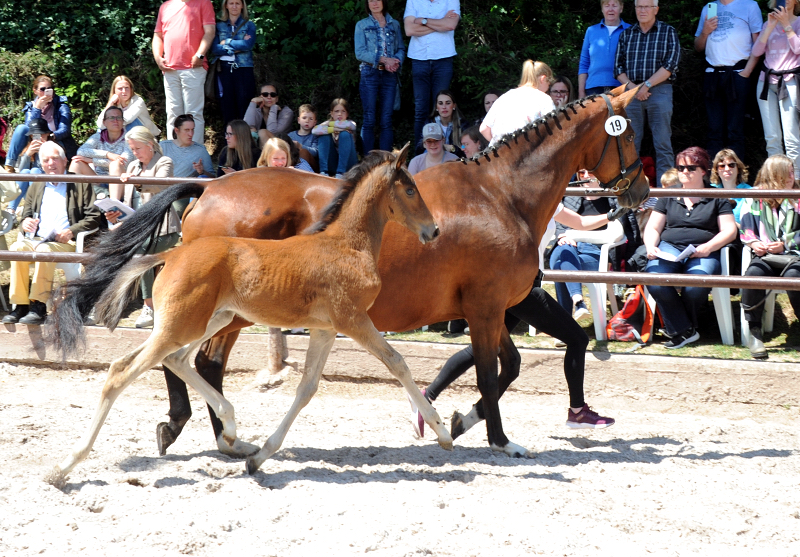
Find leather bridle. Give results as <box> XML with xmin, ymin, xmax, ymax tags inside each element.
<box><xmin>586</xmin><ymin>94</ymin><xmax>643</xmax><ymax>196</ymax></box>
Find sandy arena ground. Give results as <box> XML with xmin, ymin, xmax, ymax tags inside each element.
<box><xmin>0</xmin><ymin>360</ymin><xmax>798</xmax><ymax>556</ymax></box>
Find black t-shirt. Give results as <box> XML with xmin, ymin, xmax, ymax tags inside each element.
<box><xmin>655</xmin><ymin>196</ymin><xmax>733</xmax><ymax>250</ymax></box>
<box><xmin>578</xmin><ymin>197</ymin><xmax>610</xmax><ymax>230</ymax></box>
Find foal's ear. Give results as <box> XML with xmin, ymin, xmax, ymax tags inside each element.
<box><xmin>395</xmin><ymin>142</ymin><xmax>411</xmax><ymax>170</ymax></box>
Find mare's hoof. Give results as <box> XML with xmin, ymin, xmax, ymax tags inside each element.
<box><xmin>156</xmin><ymin>422</ymin><xmax>178</xmax><ymax>456</ymax></box>
<box><xmin>491</xmin><ymin>441</ymin><xmax>531</xmax><ymax>458</ymax></box>
<box><xmin>450</xmin><ymin>411</ymin><xmax>466</xmax><ymax>440</ymax></box>
<box><xmin>245</xmin><ymin>457</ymin><xmax>259</xmax><ymax>475</ymax></box>
<box><xmin>218</xmin><ymin>437</ymin><xmax>260</xmax><ymax>458</ymax></box>
<box><xmin>438</xmin><ymin>437</ymin><xmax>454</xmax><ymax>451</ymax></box>
<box><xmin>44</xmin><ymin>466</ymin><xmax>67</xmax><ymax>489</ymax></box>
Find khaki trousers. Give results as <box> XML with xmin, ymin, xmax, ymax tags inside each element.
<box><xmin>9</xmin><ymin>237</ymin><xmax>76</xmax><ymax>304</ymax></box>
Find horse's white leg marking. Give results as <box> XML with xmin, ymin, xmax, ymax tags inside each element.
<box><xmin>162</xmin><ymin>311</ymin><xmax>245</xmax><ymax>453</ymax></box>
<box><xmin>246</xmin><ymin>328</ymin><xmax>337</xmax><ymax>474</ymax></box>
<box><xmin>347</xmin><ymin>319</ymin><xmax>454</xmax><ymax>451</ymax></box>
<box><xmin>490</xmin><ymin>440</ymin><xmax>530</xmax><ymax>458</ymax></box>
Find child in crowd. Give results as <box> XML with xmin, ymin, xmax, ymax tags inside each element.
<box><xmin>257</xmin><ymin>137</ymin><xmax>291</xmax><ymax>168</ymax></box>
<box><xmin>288</xmin><ymin>104</ymin><xmax>319</xmax><ymax>162</ymax></box>
<box><xmin>661</xmin><ymin>168</ymin><xmax>680</xmax><ymax>188</ymax></box>
<box><xmin>313</xmin><ymin>98</ymin><xmax>358</xmax><ymax>178</ymax></box>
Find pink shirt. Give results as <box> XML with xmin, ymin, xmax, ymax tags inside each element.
<box><xmin>752</xmin><ymin>18</ymin><xmax>800</xmax><ymax>84</ymax></box>
<box><xmin>155</xmin><ymin>0</ymin><xmax>216</xmax><ymax>70</ymax></box>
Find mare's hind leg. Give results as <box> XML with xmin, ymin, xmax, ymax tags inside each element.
<box><xmin>158</xmin><ymin>367</ymin><xmax>192</xmax><ymax>456</ymax></box>
<box><xmin>49</xmin><ymin>341</ymin><xmax>181</xmax><ymax>485</ymax></box>
<box><xmin>246</xmin><ymin>328</ymin><xmax>336</xmax><ymax>474</ymax></box>
<box><xmin>345</xmin><ymin>317</ymin><xmax>453</xmax><ymax>451</ymax></box>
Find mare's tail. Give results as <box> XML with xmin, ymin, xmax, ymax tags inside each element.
<box><xmin>46</xmin><ymin>182</ymin><xmax>205</xmax><ymax>358</ymax></box>
<box><xmin>94</xmin><ymin>254</ymin><xmax>166</xmax><ymax>332</ymax></box>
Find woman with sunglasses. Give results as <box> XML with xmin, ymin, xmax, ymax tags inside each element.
<box><xmin>4</xmin><ymin>75</ymin><xmax>78</xmax><ymax>171</ymax></box>
<box><xmin>710</xmin><ymin>149</ymin><xmax>753</xmax><ymax>225</ymax></box>
<box><xmin>643</xmin><ymin>146</ymin><xmax>738</xmax><ymax>349</ymax></box>
<box><xmin>244</xmin><ymin>83</ymin><xmax>294</xmax><ymax>148</ymax></box>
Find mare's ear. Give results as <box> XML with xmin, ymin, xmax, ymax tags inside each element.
<box><xmin>395</xmin><ymin>142</ymin><xmax>411</xmax><ymax>170</ymax></box>
<box><xmin>608</xmin><ymin>83</ymin><xmax>627</xmax><ymax>97</ymax></box>
<box><xmin>611</xmin><ymin>84</ymin><xmax>642</xmax><ymax>111</ymax></box>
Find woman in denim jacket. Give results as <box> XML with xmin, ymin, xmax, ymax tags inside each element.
<box><xmin>210</xmin><ymin>0</ymin><xmax>257</xmax><ymax>126</ymax></box>
<box><xmin>4</xmin><ymin>75</ymin><xmax>78</xmax><ymax>170</ymax></box>
<box><xmin>355</xmin><ymin>0</ymin><xmax>405</xmax><ymax>152</ymax></box>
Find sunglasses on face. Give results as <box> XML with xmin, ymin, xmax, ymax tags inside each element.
<box><xmin>261</xmin><ymin>92</ymin><xmax>278</xmax><ymax>97</ymax></box>
<box><xmin>677</xmin><ymin>164</ymin><xmax>700</xmax><ymax>172</ymax></box>
<box><xmin>717</xmin><ymin>162</ymin><xmax>736</xmax><ymax>169</ymax></box>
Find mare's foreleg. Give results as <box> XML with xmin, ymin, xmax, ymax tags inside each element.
<box><xmin>347</xmin><ymin>318</ymin><xmax>453</xmax><ymax>451</ymax></box>
<box><xmin>246</xmin><ymin>328</ymin><xmax>337</xmax><ymax>474</ymax></box>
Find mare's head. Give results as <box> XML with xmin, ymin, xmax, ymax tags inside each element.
<box><xmin>306</xmin><ymin>144</ymin><xmax>439</xmax><ymax>243</ymax></box>
<box><xmin>580</xmin><ymin>85</ymin><xmax>650</xmax><ymax>208</ymax></box>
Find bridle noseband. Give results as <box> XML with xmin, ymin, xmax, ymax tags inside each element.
<box><xmin>586</xmin><ymin>94</ymin><xmax>643</xmax><ymax>196</ymax></box>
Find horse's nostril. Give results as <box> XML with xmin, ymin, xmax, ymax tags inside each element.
<box><xmin>433</xmin><ymin>225</ymin><xmax>440</xmax><ymax>238</ymax></box>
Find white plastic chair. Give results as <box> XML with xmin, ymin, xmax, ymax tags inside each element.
<box><xmin>56</xmin><ymin>228</ymin><xmax>98</xmax><ymax>281</ymax></box>
<box><xmin>739</xmin><ymin>245</ymin><xmax>781</xmax><ymax>346</ymax></box>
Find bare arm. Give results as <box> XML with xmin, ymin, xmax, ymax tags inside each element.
<box><xmin>152</xmin><ymin>32</ymin><xmax>167</xmax><ymax>71</ymax></box>
<box><xmin>555</xmin><ymin>207</ymin><xmax>608</xmax><ymax>231</ymax></box>
<box><xmin>404</xmin><ymin>11</ymin><xmax>459</xmax><ymax>36</ymax></box>
<box><xmin>693</xmin><ymin>213</ymin><xmax>738</xmax><ymax>257</ymax></box>
<box><xmin>191</xmin><ymin>24</ymin><xmax>216</xmax><ymax>67</ymax></box>
<box><xmin>694</xmin><ymin>16</ymin><xmax>718</xmax><ymax>52</ymax></box>
<box><xmin>643</xmin><ymin>211</ymin><xmax>666</xmax><ymax>258</ymax></box>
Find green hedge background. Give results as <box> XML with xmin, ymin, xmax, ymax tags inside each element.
<box><xmin>0</xmin><ymin>0</ymin><xmax>770</xmax><ymax>168</ymax></box>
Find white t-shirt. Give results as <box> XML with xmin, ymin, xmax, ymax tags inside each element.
<box><xmin>695</xmin><ymin>0</ymin><xmax>762</xmax><ymax>67</ymax></box>
<box><xmin>404</xmin><ymin>0</ymin><xmax>460</xmax><ymax>60</ymax></box>
<box><xmin>482</xmin><ymin>86</ymin><xmax>555</xmax><ymax>146</ymax></box>
<box><xmin>539</xmin><ymin>203</ymin><xmax>564</xmax><ymax>271</ymax></box>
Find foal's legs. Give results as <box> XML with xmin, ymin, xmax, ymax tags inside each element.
<box><xmin>345</xmin><ymin>317</ymin><xmax>453</xmax><ymax>450</ymax></box>
<box><xmin>246</xmin><ymin>328</ymin><xmax>337</xmax><ymax>474</ymax></box>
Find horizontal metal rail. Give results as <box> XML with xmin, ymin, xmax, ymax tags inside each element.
<box><xmin>0</xmin><ymin>250</ymin><xmax>797</xmax><ymax>290</ymax></box>
<box><xmin>1</xmin><ymin>173</ymin><xmax>212</xmax><ymax>186</ymax></box>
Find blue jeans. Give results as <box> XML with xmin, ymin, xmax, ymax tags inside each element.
<box><xmin>411</xmin><ymin>57</ymin><xmax>453</xmax><ymax>149</ymax></box>
<box><xmin>625</xmin><ymin>83</ymin><xmax>674</xmax><ymax>187</ymax></box>
<box><xmin>360</xmin><ymin>66</ymin><xmax>397</xmax><ymax>152</ymax></box>
<box><xmin>8</xmin><ymin>167</ymin><xmax>43</xmax><ymax>211</ymax></box>
<box><xmin>217</xmin><ymin>63</ymin><xmax>257</xmax><ymax>128</ymax></box>
<box><xmin>318</xmin><ymin>131</ymin><xmax>358</xmax><ymax>176</ymax></box>
<box><xmin>6</xmin><ymin>124</ymin><xmax>30</xmax><ymax>168</ymax></box>
<box><xmin>125</xmin><ymin>118</ymin><xmax>143</xmax><ymax>132</ymax></box>
<box><xmin>704</xmin><ymin>70</ymin><xmax>749</xmax><ymax>161</ymax></box>
<box><xmin>549</xmin><ymin>242</ymin><xmax>602</xmax><ymax>312</ymax></box>
<box><xmin>645</xmin><ymin>241</ymin><xmax>720</xmax><ymax>336</ymax></box>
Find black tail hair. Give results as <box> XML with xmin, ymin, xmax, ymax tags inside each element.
<box><xmin>45</xmin><ymin>182</ymin><xmax>206</xmax><ymax>359</ymax></box>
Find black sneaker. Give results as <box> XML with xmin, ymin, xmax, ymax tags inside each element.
<box><xmin>19</xmin><ymin>300</ymin><xmax>47</xmax><ymax>325</ymax></box>
<box><xmin>447</xmin><ymin>319</ymin><xmax>468</xmax><ymax>334</ymax></box>
<box><xmin>663</xmin><ymin>327</ymin><xmax>699</xmax><ymax>349</ymax></box>
<box><xmin>2</xmin><ymin>304</ymin><xmax>29</xmax><ymax>324</ymax></box>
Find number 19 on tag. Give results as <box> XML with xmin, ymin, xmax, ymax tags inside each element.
<box><xmin>604</xmin><ymin>115</ymin><xmax>627</xmax><ymax>136</ymax></box>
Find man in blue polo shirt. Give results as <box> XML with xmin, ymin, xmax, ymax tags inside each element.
<box><xmin>578</xmin><ymin>0</ymin><xmax>631</xmax><ymax>97</ymax></box>
<box><xmin>404</xmin><ymin>0</ymin><xmax>460</xmax><ymax>150</ymax></box>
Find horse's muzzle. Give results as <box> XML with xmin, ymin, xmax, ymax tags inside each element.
<box><xmin>419</xmin><ymin>223</ymin><xmax>440</xmax><ymax>244</ymax></box>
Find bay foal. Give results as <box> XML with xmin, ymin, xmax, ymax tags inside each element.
<box><xmin>49</xmin><ymin>147</ymin><xmax>448</xmax><ymax>483</ymax></box>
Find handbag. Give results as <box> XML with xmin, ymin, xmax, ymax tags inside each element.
<box><xmin>760</xmin><ymin>253</ymin><xmax>800</xmax><ymax>273</ymax></box>
<box><xmin>205</xmin><ymin>20</ymin><xmax>248</xmax><ymax>101</ymax></box>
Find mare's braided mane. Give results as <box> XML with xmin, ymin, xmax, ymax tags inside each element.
<box><xmin>458</xmin><ymin>94</ymin><xmax>603</xmax><ymax>166</ymax></box>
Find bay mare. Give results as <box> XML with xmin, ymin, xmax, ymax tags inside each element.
<box><xmin>50</xmin><ymin>87</ymin><xmax>649</xmax><ymax>463</ymax></box>
<box><xmin>48</xmin><ymin>146</ymin><xmax>448</xmax><ymax>482</ymax></box>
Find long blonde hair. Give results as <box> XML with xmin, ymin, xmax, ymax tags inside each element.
<box><xmin>108</xmin><ymin>75</ymin><xmax>135</xmax><ymax>107</ymax></box>
<box><xmin>519</xmin><ymin>60</ymin><xmax>554</xmax><ymax>88</ymax></box>
<box><xmin>225</xmin><ymin>119</ymin><xmax>254</xmax><ymax>170</ymax></box>
<box><xmin>257</xmin><ymin>137</ymin><xmax>292</xmax><ymax>167</ymax></box>
<box><xmin>753</xmin><ymin>154</ymin><xmax>797</xmax><ymax>209</ymax></box>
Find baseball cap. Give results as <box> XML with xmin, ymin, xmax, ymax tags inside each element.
<box><xmin>422</xmin><ymin>123</ymin><xmax>443</xmax><ymax>141</ymax></box>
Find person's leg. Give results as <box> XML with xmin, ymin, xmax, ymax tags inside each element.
<box><xmin>8</xmin><ymin>168</ymin><xmax>33</xmax><ymax>212</ymax></box>
<box><xmin>779</xmin><ymin>81</ymin><xmax>800</xmax><ymax>178</ymax></box>
<box><xmin>644</xmin><ymin>242</ymin><xmax>693</xmax><ymax>335</ymax></box>
<box><xmin>28</xmin><ymin>240</ymin><xmax>77</xmax><ymax>304</ymax></box>
<box><xmin>625</xmin><ymin>97</ymin><xmax>645</xmax><ymax>154</ymax></box>
<box><xmin>741</xmin><ymin>256</ymin><xmax>773</xmax><ymax>326</ymax></box>
<box><xmin>235</xmin><ymin>67</ymin><xmax>257</xmax><ymax>122</ymax></box>
<box><xmin>8</xmin><ymin>237</ymin><xmax>34</xmax><ymax>305</ymax></box>
<box><xmin>181</xmin><ymin>67</ymin><xmax>207</xmax><ymax>145</ymax></box>
<box><xmin>336</xmin><ymin>131</ymin><xmax>357</xmax><ymax>174</ymax></box>
<box><xmin>162</xmin><ymin>70</ymin><xmax>185</xmax><ymax>141</ymax></box>
<box><xmin>317</xmin><ymin>135</ymin><xmax>335</xmax><ymax>176</ymax></box>
<box><xmin>411</xmin><ymin>59</ymin><xmax>432</xmax><ymax>150</ymax></box>
<box><xmin>680</xmin><ymin>254</ymin><xmax>720</xmax><ymax>329</ymax></box>
<box><xmin>549</xmin><ymin>243</ymin><xmax>583</xmax><ymax>312</ymax></box>
<box><xmin>704</xmin><ymin>72</ymin><xmax>725</xmax><ymax>159</ymax></box>
<box><xmin>757</xmin><ymin>83</ymin><xmax>784</xmax><ymax>157</ymax></box>
<box><xmin>5</xmin><ymin>124</ymin><xmax>30</xmax><ymax>168</ymax></box>
<box><xmin>726</xmin><ymin>72</ymin><xmax>749</xmax><ymax>161</ymax></box>
<box><xmin>377</xmin><ymin>71</ymin><xmax>397</xmax><ymax>151</ymax></box>
<box><xmin>646</xmin><ymin>84</ymin><xmax>675</xmax><ymax>187</ymax></box>
<box><xmin>430</xmin><ymin>57</ymin><xmax>454</xmax><ymax>102</ymax></box>
<box><xmin>359</xmin><ymin>66</ymin><xmax>379</xmax><ymax>153</ymax></box>
<box><xmin>783</xmin><ymin>264</ymin><xmax>800</xmax><ymax>317</ymax></box>
<box><xmin>217</xmin><ymin>62</ymin><xmax>237</xmax><ymax>128</ymax></box>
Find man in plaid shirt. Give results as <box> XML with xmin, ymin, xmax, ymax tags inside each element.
<box><xmin>614</xmin><ymin>0</ymin><xmax>680</xmax><ymax>187</ymax></box>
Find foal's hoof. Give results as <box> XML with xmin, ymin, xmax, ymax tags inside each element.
<box><xmin>44</xmin><ymin>466</ymin><xmax>67</xmax><ymax>489</ymax></box>
<box><xmin>156</xmin><ymin>422</ymin><xmax>178</xmax><ymax>456</ymax></box>
<box><xmin>245</xmin><ymin>457</ymin><xmax>260</xmax><ymax>475</ymax></box>
<box><xmin>217</xmin><ymin>436</ymin><xmax>260</xmax><ymax>458</ymax></box>
<box><xmin>491</xmin><ymin>441</ymin><xmax>531</xmax><ymax>458</ymax></box>
<box><xmin>438</xmin><ymin>437</ymin><xmax>454</xmax><ymax>451</ymax></box>
<box><xmin>450</xmin><ymin>411</ymin><xmax>466</xmax><ymax>440</ymax></box>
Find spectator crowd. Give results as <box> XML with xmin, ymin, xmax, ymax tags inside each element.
<box><xmin>1</xmin><ymin>0</ymin><xmax>800</xmax><ymax>360</ymax></box>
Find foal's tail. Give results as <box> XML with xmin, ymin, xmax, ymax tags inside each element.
<box><xmin>94</xmin><ymin>254</ymin><xmax>166</xmax><ymax>333</ymax></box>
<box><xmin>46</xmin><ymin>182</ymin><xmax>205</xmax><ymax>359</ymax></box>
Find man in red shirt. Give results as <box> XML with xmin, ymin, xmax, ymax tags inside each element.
<box><xmin>152</xmin><ymin>0</ymin><xmax>216</xmax><ymax>144</ymax></box>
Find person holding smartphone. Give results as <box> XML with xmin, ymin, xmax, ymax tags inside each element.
<box><xmin>3</xmin><ymin>75</ymin><xmax>78</xmax><ymax>172</ymax></box>
<box><xmin>694</xmin><ymin>0</ymin><xmax>763</xmax><ymax>162</ymax></box>
<box><xmin>5</xmin><ymin>118</ymin><xmax>52</xmax><ymax>214</ymax></box>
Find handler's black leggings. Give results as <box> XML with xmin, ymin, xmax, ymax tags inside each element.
<box><xmin>425</xmin><ymin>285</ymin><xmax>589</xmax><ymax>409</ymax></box>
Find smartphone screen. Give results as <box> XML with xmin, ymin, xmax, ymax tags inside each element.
<box><xmin>777</xmin><ymin>0</ymin><xmax>786</xmax><ymax>9</ymax></box>
<box><xmin>707</xmin><ymin>2</ymin><xmax>717</xmax><ymax>18</ymax></box>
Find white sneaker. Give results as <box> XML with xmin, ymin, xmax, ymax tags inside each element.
<box><xmin>135</xmin><ymin>305</ymin><xmax>154</xmax><ymax>328</ymax></box>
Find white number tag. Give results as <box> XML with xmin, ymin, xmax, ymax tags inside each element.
<box><xmin>604</xmin><ymin>115</ymin><xmax>627</xmax><ymax>136</ymax></box>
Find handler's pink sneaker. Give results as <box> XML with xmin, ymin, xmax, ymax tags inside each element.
<box><xmin>566</xmin><ymin>404</ymin><xmax>615</xmax><ymax>429</ymax></box>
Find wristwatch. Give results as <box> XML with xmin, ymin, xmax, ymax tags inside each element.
<box><xmin>785</xmin><ymin>25</ymin><xmax>794</xmax><ymax>33</ymax></box>
<box><xmin>421</xmin><ymin>18</ymin><xmax>428</xmax><ymax>25</ymax></box>
<box><xmin>197</xmin><ymin>53</ymin><xmax>205</xmax><ymax>60</ymax></box>
<box><xmin>644</xmin><ymin>80</ymin><xmax>653</xmax><ymax>88</ymax></box>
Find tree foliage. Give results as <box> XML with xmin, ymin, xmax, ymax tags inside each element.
<box><xmin>0</xmin><ymin>0</ymin><xmax>769</xmax><ymax>164</ymax></box>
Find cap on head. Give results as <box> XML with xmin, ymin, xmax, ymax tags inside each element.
<box><xmin>422</xmin><ymin>123</ymin><xmax>443</xmax><ymax>141</ymax></box>
<box><xmin>26</xmin><ymin>118</ymin><xmax>50</xmax><ymax>136</ymax></box>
